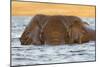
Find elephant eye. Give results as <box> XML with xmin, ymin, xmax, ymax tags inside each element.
<box><xmin>74</xmin><ymin>19</ymin><xmax>80</xmax><ymax>24</ymax></box>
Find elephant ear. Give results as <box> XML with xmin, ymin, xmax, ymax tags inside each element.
<box><xmin>67</xmin><ymin>19</ymin><xmax>88</xmax><ymax>43</ymax></box>
<box><xmin>20</xmin><ymin>14</ymin><xmax>47</xmax><ymax>45</ymax></box>
<box><xmin>62</xmin><ymin>16</ymin><xmax>85</xmax><ymax>31</ymax></box>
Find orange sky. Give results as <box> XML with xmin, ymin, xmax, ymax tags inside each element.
<box><xmin>12</xmin><ymin>1</ymin><xmax>95</xmax><ymax>18</ymax></box>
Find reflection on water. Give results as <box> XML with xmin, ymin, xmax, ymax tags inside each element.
<box><xmin>11</xmin><ymin>16</ymin><xmax>96</xmax><ymax>66</ymax></box>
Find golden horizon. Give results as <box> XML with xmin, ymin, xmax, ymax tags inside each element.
<box><xmin>12</xmin><ymin>1</ymin><xmax>95</xmax><ymax>18</ymax></box>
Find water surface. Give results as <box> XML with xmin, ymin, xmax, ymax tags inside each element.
<box><xmin>11</xmin><ymin>16</ymin><xmax>96</xmax><ymax>66</ymax></box>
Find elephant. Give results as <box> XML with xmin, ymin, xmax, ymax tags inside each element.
<box><xmin>20</xmin><ymin>14</ymin><xmax>95</xmax><ymax>45</ymax></box>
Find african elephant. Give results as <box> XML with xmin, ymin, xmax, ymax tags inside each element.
<box><xmin>20</xmin><ymin>14</ymin><xmax>95</xmax><ymax>45</ymax></box>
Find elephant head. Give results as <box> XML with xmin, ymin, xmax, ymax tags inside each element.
<box><xmin>20</xmin><ymin>14</ymin><xmax>48</xmax><ymax>45</ymax></box>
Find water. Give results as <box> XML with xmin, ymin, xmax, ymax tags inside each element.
<box><xmin>11</xmin><ymin>16</ymin><xmax>96</xmax><ymax>66</ymax></box>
